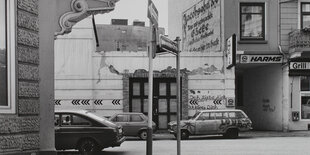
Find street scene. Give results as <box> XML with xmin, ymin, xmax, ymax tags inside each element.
<box><xmin>2</xmin><ymin>0</ymin><xmax>310</xmax><ymax>155</ymax></box>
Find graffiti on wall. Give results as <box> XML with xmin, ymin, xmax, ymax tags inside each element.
<box><xmin>262</xmin><ymin>104</ymin><xmax>275</xmax><ymax>112</ymax></box>
<box><xmin>188</xmin><ymin>89</ymin><xmax>226</xmax><ymax>110</ymax></box>
<box><xmin>182</xmin><ymin>0</ymin><xmax>221</xmax><ymax>53</ymax></box>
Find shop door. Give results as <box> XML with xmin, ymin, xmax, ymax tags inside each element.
<box><xmin>129</xmin><ymin>78</ymin><xmax>179</xmax><ymax>130</ymax></box>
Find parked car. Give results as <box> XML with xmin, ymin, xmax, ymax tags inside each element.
<box><xmin>109</xmin><ymin>112</ymin><xmax>156</xmax><ymax>140</ymax></box>
<box><xmin>54</xmin><ymin>110</ymin><xmax>125</xmax><ymax>153</ymax></box>
<box><xmin>168</xmin><ymin>109</ymin><xmax>252</xmax><ymax>139</ymax></box>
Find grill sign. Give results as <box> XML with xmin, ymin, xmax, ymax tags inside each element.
<box><xmin>240</xmin><ymin>55</ymin><xmax>283</xmax><ymax>63</ymax></box>
<box><xmin>290</xmin><ymin>62</ymin><xmax>310</xmax><ymax>70</ymax></box>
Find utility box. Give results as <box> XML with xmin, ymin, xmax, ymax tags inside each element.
<box><xmin>292</xmin><ymin>111</ymin><xmax>300</xmax><ymax>121</ymax></box>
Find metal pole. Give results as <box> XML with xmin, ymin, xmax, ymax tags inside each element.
<box><xmin>175</xmin><ymin>37</ymin><xmax>181</xmax><ymax>155</ymax></box>
<box><xmin>147</xmin><ymin>18</ymin><xmax>153</xmax><ymax>155</ymax></box>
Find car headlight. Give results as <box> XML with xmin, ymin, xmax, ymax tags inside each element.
<box><xmin>118</xmin><ymin>128</ymin><xmax>123</xmax><ymax>134</ymax></box>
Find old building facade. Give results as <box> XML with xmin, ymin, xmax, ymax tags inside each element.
<box><xmin>0</xmin><ymin>0</ymin><xmax>118</xmax><ymax>154</ymax></box>
<box><xmin>169</xmin><ymin>0</ymin><xmax>310</xmax><ymax>131</ymax></box>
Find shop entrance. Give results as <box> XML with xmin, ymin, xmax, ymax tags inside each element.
<box><xmin>129</xmin><ymin>78</ymin><xmax>179</xmax><ymax>130</ymax></box>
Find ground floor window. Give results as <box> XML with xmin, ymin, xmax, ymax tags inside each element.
<box><xmin>129</xmin><ymin>78</ymin><xmax>179</xmax><ymax>129</ymax></box>
<box><xmin>0</xmin><ymin>0</ymin><xmax>16</xmax><ymax>113</ymax></box>
<box><xmin>301</xmin><ymin>76</ymin><xmax>310</xmax><ymax>119</ymax></box>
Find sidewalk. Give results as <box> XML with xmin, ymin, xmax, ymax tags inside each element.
<box><xmin>150</xmin><ymin>130</ymin><xmax>310</xmax><ymax>140</ymax></box>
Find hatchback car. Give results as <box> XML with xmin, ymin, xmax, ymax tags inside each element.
<box><xmin>55</xmin><ymin>110</ymin><xmax>125</xmax><ymax>153</ymax></box>
<box><xmin>109</xmin><ymin>112</ymin><xmax>156</xmax><ymax>140</ymax></box>
<box><xmin>168</xmin><ymin>109</ymin><xmax>252</xmax><ymax>139</ymax></box>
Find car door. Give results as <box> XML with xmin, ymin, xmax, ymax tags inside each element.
<box><xmin>111</xmin><ymin>114</ymin><xmax>130</xmax><ymax>135</ymax></box>
<box><xmin>127</xmin><ymin>114</ymin><xmax>146</xmax><ymax>136</ymax></box>
<box><xmin>55</xmin><ymin>113</ymin><xmax>93</xmax><ymax>150</ymax></box>
<box><xmin>195</xmin><ymin>112</ymin><xmax>218</xmax><ymax>134</ymax></box>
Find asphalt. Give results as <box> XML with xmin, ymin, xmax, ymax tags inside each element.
<box><xmin>146</xmin><ymin>130</ymin><xmax>310</xmax><ymax>140</ymax></box>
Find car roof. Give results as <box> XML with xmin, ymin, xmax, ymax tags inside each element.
<box><xmin>55</xmin><ymin>109</ymin><xmax>89</xmax><ymax>115</ymax></box>
<box><xmin>113</xmin><ymin>112</ymin><xmax>145</xmax><ymax>115</ymax></box>
<box><xmin>198</xmin><ymin>109</ymin><xmax>244</xmax><ymax>112</ymax></box>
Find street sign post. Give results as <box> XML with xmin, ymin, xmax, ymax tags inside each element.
<box><xmin>147</xmin><ymin>0</ymin><xmax>158</xmax><ymax>155</ymax></box>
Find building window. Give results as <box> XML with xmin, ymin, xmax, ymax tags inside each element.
<box><xmin>240</xmin><ymin>3</ymin><xmax>265</xmax><ymax>40</ymax></box>
<box><xmin>301</xmin><ymin>76</ymin><xmax>310</xmax><ymax>119</ymax></box>
<box><xmin>301</xmin><ymin>2</ymin><xmax>310</xmax><ymax>29</ymax></box>
<box><xmin>0</xmin><ymin>0</ymin><xmax>16</xmax><ymax>113</ymax></box>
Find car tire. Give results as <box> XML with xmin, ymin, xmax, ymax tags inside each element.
<box><xmin>78</xmin><ymin>138</ymin><xmax>100</xmax><ymax>154</ymax></box>
<box><xmin>224</xmin><ymin>128</ymin><xmax>239</xmax><ymax>139</ymax></box>
<box><xmin>139</xmin><ymin>130</ymin><xmax>148</xmax><ymax>140</ymax></box>
<box><xmin>181</xmin><ymin>130</ymin><xmax>189</xmax><ymax>140</ymax></box>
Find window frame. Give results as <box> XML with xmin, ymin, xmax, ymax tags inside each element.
<box><xmin>301</xmin><ymin>2</ymin><xmax>310</xmax><ymax>29</ymax></box>
<box><xmin>0</xmin><ymin>0</ymin><xmax>16</xmax><ymax>114</ymax></box>
<box><xmin>239</xmin><ymin>3</ymin><xmax>265</xmax><ymax>41</ymax></box>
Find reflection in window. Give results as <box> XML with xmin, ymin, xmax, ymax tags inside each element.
<box><xmin>132</xmin><ymin>99</ymin><xmax>141</xmax><ymax>112</ymax></box>
<box><xmin>72</xmin><ymin>115</ymin><xmax>91</xmax><ymax>125</ymax></box>
<box><xmin>130</xmin><ymin>115</ymin><xmax>143</xmax><ymax>122</ymax></box>
<box><xmin>301</xmin><ymin>76</ymin><xmax>310</xmax><ymax>91</ymax></box>
<box><xmin>0</xmin><ymin>0</ymin><xmax>7</xmax><ymax>106</ymax></box>
<box><xmin>240</xmin><ymin>3</ymin><xmax>264</xmax><ymax>40</ymax></box>
<box><xmin>133</xmin><ymin>83</ymin><xmax>140</xmax><ymax>96</ymax></box>
<box><xmin>301</xmin><ymin>3</ymin><xmax>310</xmax><ymax>29</ymax></box>
<box><xmin>301</xmin><ymin>96</ymin><xmax>310</xmax><ymax>119</ymax></box>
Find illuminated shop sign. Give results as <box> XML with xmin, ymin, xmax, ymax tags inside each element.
<box><xmin>240</xmin><ymin>55</ymin><xmax>283</xmax><ymax>64</ymax></box>
<box><xmin>290</xmin><ymin>62</ymin><xmax>310</xmax><ymax>70</ymax></box>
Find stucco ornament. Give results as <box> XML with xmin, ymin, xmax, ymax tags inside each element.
<box><xmin>55</xmin><ymin>0</ymin><xmax>118</xmax><ymax>36</ymax></box>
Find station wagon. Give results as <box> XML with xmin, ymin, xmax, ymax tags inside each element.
<box><xmin>168</xmin><ymin>109</ymin><xmax>252</xmax><ymax>139</ymax></box>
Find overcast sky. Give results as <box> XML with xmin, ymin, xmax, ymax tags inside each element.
<box><xmin>95</xmin><ymin>0</ymin><xmax>168</xmax><ymax>34</ymax></box>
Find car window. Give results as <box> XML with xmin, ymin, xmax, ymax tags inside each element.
<box><xmin>209</xmin><ymin>112</ymin><xmax>216</xmax><ymax>120</ymax></box>
<box><xmin>72</xmin><ymin>114</ymin><xmax>91</xmax><ymax>126</ymax></box>
<box><xmin>223</xmin><ymin>112</ymin><xmax>229</xmax><ymax>118</ymax></box>
<box><xmin>130</xmin><ymin>114</ymin><xmax>144</xmax><ymax>122</ymax></box>
<box><xmin>228</xmin><ymin>112</ymin><xmax>236</xmax><ymax>118</ymax></box>
<box><xmin>114</xmin><ymin>114</ymin><xmax>129</xmax><ymax>122</ymax></box>
<box><xmin>214</xmin><ymin>112</ymin><xmax>223</xmax><ymax>119</ymax></box>
<box><xmin>61</xmin><ymin>114</ymin><xmax>71</xmax><ymax>126</ymax></box>
<box><xmin>236</xmin><ymin>111</ymin><xmax>246</xmax><ymax>118</ymax></box>
<box><xmin>197</xmin><ymin>112</ymin><xmax>210</xmax><ymax>120</ymax></box>
<box><xmin>54</xmin><ymin>114</ymin><xmax>60</xmax><ymax>126</ymax></box>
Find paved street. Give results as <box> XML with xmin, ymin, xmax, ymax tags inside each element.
<box><xmin>58</xmin><ymin>131</ymin><xmax>310</xmax><ymax>155</ymax></box>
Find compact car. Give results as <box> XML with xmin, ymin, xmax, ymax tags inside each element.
<box><xmin>168</xmin><ymin>109</ymin><xmax>252</xmax><ymax>139</ymax></box>
<box><xmin>109</xmin><ymin>112</ymin><xmax>156</xmax><ymax>140</ymax></box>
<box><xmin>55</xmin><ymin>110</ymin><xmax>125</xmax><ymax>153</ymax></box>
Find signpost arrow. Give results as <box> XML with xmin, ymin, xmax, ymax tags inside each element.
<box><xmin>157</xmin><ymin>34</ymin><xmax>178</xmax><ymax>55</ymax></box>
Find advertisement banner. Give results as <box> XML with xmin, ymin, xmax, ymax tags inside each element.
<box><xmin>182</xmin><ymin>0</ymin><xmax>221</xmax><ymax>53</ymax></box>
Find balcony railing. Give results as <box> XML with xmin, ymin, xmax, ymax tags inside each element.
<box><xmin>289</xmin><ymin>29</ymin><xmax>310</xmax><ymax>49</ymax></box>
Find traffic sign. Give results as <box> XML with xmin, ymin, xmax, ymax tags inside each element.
<box><xmin>157</xmin><ymin>34</ymin><xmax>178</xmax><ymax>55</ymax></box>
<box><xmin>147</xmin><ymin>0</ymin><xmax>158</xmax><ymax>26</ymax></box>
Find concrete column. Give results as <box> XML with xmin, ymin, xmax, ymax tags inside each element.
<box><xmin>38</xmin><ymin>0</ymin><xmax>57</xmax><ymax>154</ymax></box>
<box><xmin>282</xmin><ymin>64</ymin><xmax>290</xmax><ymax>132</ymax></box>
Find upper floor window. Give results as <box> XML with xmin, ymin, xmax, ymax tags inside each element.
<box><xmin>301</xmin><ymin>3</ymin><xmax>310</xmax><ymax>29</ymax></box>
<box><xmin>240</xmin><ymin>3</ymin><xmax>265</xmax><ymax>40</ymax></box>
<box><xmin>0</xmin><ymin>0</ymin><xmax>16</xmax><ymax>113</ymax></box>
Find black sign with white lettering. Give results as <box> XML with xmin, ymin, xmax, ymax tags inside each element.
<box><xmin>289</xmin><ymin>61</ymin><xmax>310</xmax><ymax>76</ymax></box>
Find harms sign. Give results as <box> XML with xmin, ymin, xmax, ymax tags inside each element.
<box><xmin>182</xmin><ymin>0</ymin><xmax>221</xmax><ymax>53</ymax></box>
<box><xmin>240</xmin><ymin>55</ymin><xmax>283</xmax><ymax>64</ymax></box>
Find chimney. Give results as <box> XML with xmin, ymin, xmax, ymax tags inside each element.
<box><xmin>111</xmin><ymin>19</ymin><xmax>128</xmax><ymax>25</ymax></box>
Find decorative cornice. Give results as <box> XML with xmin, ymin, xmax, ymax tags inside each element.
<box><xmin>55</xmin><ymin>0</ymin><xmax>118</xmax><ymax>36</ymax></box>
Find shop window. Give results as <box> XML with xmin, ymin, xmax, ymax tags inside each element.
<box><xmin>301</xmin><ymin>76</ymin><xmax>310</xmax><ymax>119</ymax></box>
<box><xmin>0</xmin><ymin>0</ymin><xmax>16</xmax><ymax>113</ymax></box>
<box><xmin>240</xmin><ymin>3</ymin><xmax>265</xmax><ymax>40</ymax></box>
<box><xmin>301</xmin><ymin>76</ymin><xmax>310</xmax><ymax>91</ymax></box>
<box><xmin>301</xmin><ymin>2</ymin><xmax>310</xmax><ymax>29</ymax></box>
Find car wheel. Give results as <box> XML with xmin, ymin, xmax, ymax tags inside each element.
<box><xmin>78</xmin><ymin>138</ymin><xmax>100</xmax><ymax>154</ymax></box>
<box><xmin>181</xmin><ymin>130</ymin><xmax>189</xmax><ymax>140</ymax></box>
<box><xmin>224</xmin><ymin>128</ymin><xmax>239</xmax><ymax>139</ymax></box>
<box><xmin>139</xmin><ymin>130</ymin><xmax>148</xmax><ymax>140</ymax></box>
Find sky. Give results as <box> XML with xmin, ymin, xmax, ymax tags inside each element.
<box><xmin>95</xmin><ymin>0</ymin><xmax>168</xmax><ymax>34</ymax></box>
